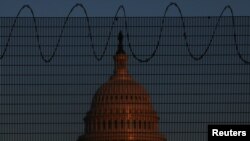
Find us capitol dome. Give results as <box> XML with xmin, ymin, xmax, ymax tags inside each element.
<box><xmin>77</xmin><ymin>31</ymin><xmax>166</xmax><ymax>141</ymax></box>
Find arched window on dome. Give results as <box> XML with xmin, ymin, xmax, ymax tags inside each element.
<box><xmin>133</xmin><ymin>120</ymin><xmax>136</xmax><ymax>129</ymax></box>
<box><xmin>103</xmin><ymin>120</ymin><xmax>106</xmax><ymax>130</ymax></box>
<box><xmin>97</xmin><ymin>120</ymin><xmax>100</xmax><ymax>131</ymax></box>
<box><xmin>144</xmin><ymin>121</ymin><xmax>147</xmax><ymax>129</ymax></box>
<box><xmin>92</xmin><ymin>120</ymin><xmax>96</xmax><ymax>132</ymax></box>
<box><xmin>108</xmin><ymin>120</ymin><xmax>112</xmax><ymax>129</ymax></box>
<box><xmin>127</xmin><ymin>120</ymin><xmax>130</xmax><ymax>129</ymax></box>
<box><xmin>139</xmin><ymin>120</ymin><xmax>141</xmax><ymax>129</ymax></box>
<box><xmin>148</xmin><ymin>121</ymin><xmax>151</xmax><ymax>129</ymax></box>
<box><xmin>114</xmin><ymin>120</ymin><xmax>118</xmax><ymax>129</ymax></box>
<box><xmin>121</xmin><ymin>120</ymin><xmax>124</xmax><ymax>129</ymax></box>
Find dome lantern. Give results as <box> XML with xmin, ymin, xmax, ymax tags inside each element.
<box><xmin>113</xmin><ymin>31</ymin><xmax>129</xmax><ymax>78</ymax></box>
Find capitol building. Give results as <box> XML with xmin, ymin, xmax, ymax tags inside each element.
<box><xmin>77</xmin><ymin>32</ymin><xmax>166</xmax><ymax>141</ymax></box>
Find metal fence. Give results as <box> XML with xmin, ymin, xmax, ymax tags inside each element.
<box><xmin>0</xmin><ymin>17</ymin><xmax>250</xmax><ymax>141</ymax></box>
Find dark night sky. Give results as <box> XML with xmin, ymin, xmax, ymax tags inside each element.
<box><xmin>1</xmin><ymin>1</ymin><xmax>250</xmax><ymax>141</ymax></box>
<box><xmin>0</xmin><ymin>0</ymin><xmax>250</xmax><ymax>17</ymax></box>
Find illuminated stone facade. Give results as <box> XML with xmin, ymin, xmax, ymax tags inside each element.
<box><xmin>78</xmin><ymin>32</ymin><xmax>166</xmax><ymax>141</ymax></box>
